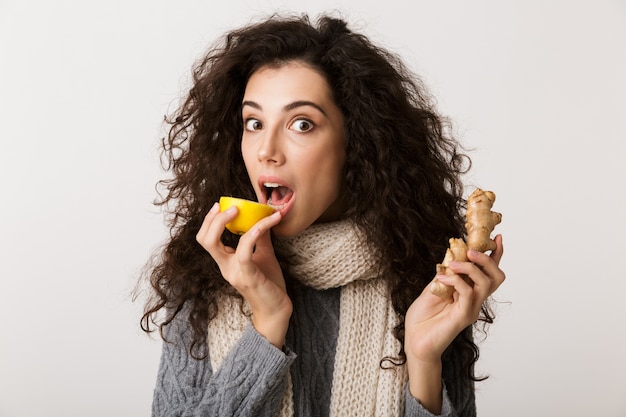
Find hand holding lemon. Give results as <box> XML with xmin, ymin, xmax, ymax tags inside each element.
<box><xmin>219</xmin><ymin>196</ymin><xmax>276</xmax><ymax>234</ymax></box>
<box><xmin>198</xmin><ymin>197</ymin><xmax>289</xmax><ymax>348</ymax></box>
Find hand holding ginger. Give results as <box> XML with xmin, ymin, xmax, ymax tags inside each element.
<box><xmin>430</xmin><ymin>188</ymin><xmax>502</xmax><ymax>298</ymax></box>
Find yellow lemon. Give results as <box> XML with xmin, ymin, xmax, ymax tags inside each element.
<box><xmin>219</xmin><ymin>196</ymin><xmax>276</xmax><ymax>235</ymax></box>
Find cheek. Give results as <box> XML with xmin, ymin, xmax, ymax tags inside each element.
<box><xmin>241</xmin><ymin>140</ymin><xmax>255</xmax><ymax>171</ymax></box>
<box><xmin>318</xmin><ymin>157</ymin><xmax>344</xmax><ymax>197</ymax></box>
<box><xmin>329</xmin><ymin>150</ymin><xmax>346</xmax><ymax>188</ymax></box>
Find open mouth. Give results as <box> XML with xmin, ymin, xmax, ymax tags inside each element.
<box><xmin>263</xmin><ymin>182</ymin><xmax>294</xmax><ymax>210</ymax></box>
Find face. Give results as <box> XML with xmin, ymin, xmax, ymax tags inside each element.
<box><xmin>241</xmin><ymin>62</ymin><xmax>346</xmax><ymax>237</ymax></box>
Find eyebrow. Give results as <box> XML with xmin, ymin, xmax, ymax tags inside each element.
<box><xmin>241</xmin><ymin>100</ymin><xmax>327</xmax><ymax>116</ymax></box>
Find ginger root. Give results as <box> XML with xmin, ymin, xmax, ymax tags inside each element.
<box><xmin>465</xmin><ymin>189</ymin><xmax>502</xmax><ymax>252</ymax></box>
<box><xmin>430</xmin><ymin>188</ymin><xmax>502</xmax><ymax>299</ymax></box>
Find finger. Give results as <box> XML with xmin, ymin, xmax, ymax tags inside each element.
<box><xmin>437</xmin><ymin>272</ymin><xmax>473</xmax><ymax>295</ymax></box>
<box><xmin>447</xmin><ymin>261</ymin><xmax>492</xmax><ymax>300</ymax></box>
<box><xmin>197</xmin><ymin>205</ymin><xmax>239</xmax><ymax>262</ymax></box>
<box><xmin>196</xmin><ymin>202</ymin><xmax>220</xmax><ymax>244</ymax></box>
<box><xmin>236</xmin><ymin>211</ymin><xmax>282</xmax><ymax>263</ymax></box>
<box><xmin>252</xmin><ymin>224</ymin><xmax>277</xmax><ymax>259</ymax></box>
<box><xmin>466</xmin><ymin>247</ymin><xmax>506</xmax><ymax>291</ymax></box>
<box><xmin>490</xmin><ymin>234</ymin><xmax>504</xmax><ymax>265</ymax></box>
<box><xmin>435</xmin><ymin>273</ymin><xmax>475</xmax><ymax>315</ymax></box>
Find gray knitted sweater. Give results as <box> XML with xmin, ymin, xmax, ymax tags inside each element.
<box><xmin>151</xmin><ymin>284</ymin><xmax>476</xmax><ymax>416</ymax></box>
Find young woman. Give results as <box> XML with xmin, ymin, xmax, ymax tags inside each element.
<box><xmin>141</xmin><ymin>13</ymin><xmax>505</xmax><ymax>417</ymax></box>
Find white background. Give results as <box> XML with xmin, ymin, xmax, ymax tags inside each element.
<box><xmin>1</xmin><ymin>1</ymin><xmax>625</xmax><ymax>416</ymax></box>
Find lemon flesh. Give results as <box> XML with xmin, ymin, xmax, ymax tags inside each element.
<box><xmin>219</xmin><ymin>196</ymin><xmax>276</xmax><ymax>235</ymax></box>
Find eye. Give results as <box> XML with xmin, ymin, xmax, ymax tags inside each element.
<box><xmin>245</xmin><ymin>118</ymin><xmax>262</xmax><ymax>131</ymax></box>
<box><xmin>290</xmin><ymin>118</ymin><xmax>314</xmax><ymax>132</ymax></box>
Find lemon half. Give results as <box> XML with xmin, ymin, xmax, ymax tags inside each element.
<box><xmin>219</xmin><ymin>196</ymin><xmax>276</xmax><ymax>235</ymax></box>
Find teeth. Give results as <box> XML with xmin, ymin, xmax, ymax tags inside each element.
<box><xmin>263</xmin><ymin>182</ymin><xmax>278</xmax><ymax>202</ymax></box>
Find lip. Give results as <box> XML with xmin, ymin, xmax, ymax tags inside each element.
<box><xmin>257</xmin><ymin>174</ymin><xmax>295</xmax><ymax>217</ymax></box>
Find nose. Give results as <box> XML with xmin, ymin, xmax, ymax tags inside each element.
<box><xmin>257</xmin><ymin>127</ymin><xmax>285</xmax><ymax>165</ymax></box>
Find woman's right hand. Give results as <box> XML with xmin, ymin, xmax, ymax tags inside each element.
<box><xmin>196</xmin><ymin>202</ymin><xmax>292</xmax><ymax>348</ymax></box>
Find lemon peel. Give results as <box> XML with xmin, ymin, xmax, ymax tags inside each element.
<box><xmin>219</xmin><ymin>196</ymin><xmax>276</xmax><ymax>235</ymax></box>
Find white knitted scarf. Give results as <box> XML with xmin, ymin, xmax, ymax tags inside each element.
<box><xmin>207</xmin><ymin>221</ymin><xmax>407</xmax><ymax>416</ymax></box>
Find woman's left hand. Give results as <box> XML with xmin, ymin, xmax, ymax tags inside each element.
<box><xmin>403</xmin><ymin>235</ymin><xmax>505</xmax><ymax>412</ymax></box>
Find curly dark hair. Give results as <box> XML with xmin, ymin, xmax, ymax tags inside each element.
<box><xmin>140</xmin><ymin>13</ymin><xmax>494</xmax><ymax>386</ymax></box>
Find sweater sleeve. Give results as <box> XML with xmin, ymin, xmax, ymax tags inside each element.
<box><xmin>151</xmin><ymin>318</ymin><xmax>296</xmax><ymax>417</ymax></box>
<box><xmin>403</xmin><ymin>383</ymin><xmax>457</xmax><ymax>417</ymax></box>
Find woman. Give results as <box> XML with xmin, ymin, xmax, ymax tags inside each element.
<box><xmin>141</xmin><ymin>13</ymin><xmax>505</xmax><ymax>417</ymax></box>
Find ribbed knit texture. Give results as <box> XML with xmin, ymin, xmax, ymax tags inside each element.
<box><xmin>207</xmin><ymin>221</ymin><xmax>407</xmax><ymax>416</ymax></box>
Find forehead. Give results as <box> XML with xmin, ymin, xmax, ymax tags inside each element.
<box><xmin>243</xmin><ymin>62</ymin><xmax>334</xmax><ymax>103</ymax></box>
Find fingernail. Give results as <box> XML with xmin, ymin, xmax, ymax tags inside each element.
<box><xmin>209</xmin><ymin>202</ymin><xmax>220</xmax><ymax>213</ymax></box>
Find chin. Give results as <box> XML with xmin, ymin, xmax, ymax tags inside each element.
<box><xmin>271</xmin><ymin>217</ymin><xmax>314</xmax><ymax>238</ymax></box>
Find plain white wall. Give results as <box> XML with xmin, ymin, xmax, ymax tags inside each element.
<box><xmin>1</xmin><ymin>1</ymin><xmax>625</xmax><ymax>416</ymax></box>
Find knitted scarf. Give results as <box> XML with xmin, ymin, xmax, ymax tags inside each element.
<box><xmin>207</xmin><ymin>221</ymin><xmax>408</xmax><ymax>416</ymax></box>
